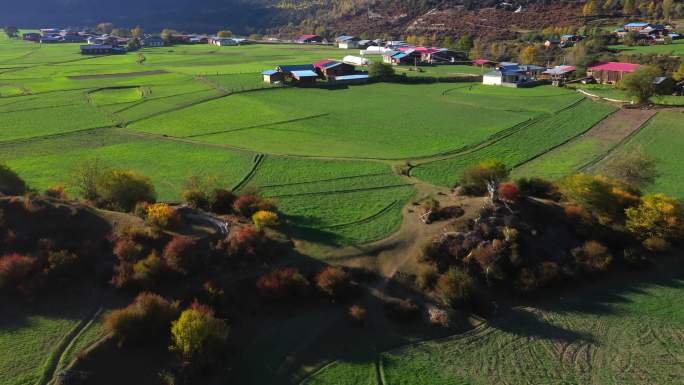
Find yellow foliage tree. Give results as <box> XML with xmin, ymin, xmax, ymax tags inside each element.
<box><xmin>519</xmin><ymin>45</ymin><xmax>542</xmax><ymax>65</ymax></box>
<box><xmin>626</xmin><ymin>193</ymin><xmax>684</xmax><ymax>241</ymax></box>
<box><xmin>252</xmin><ymin>210</ymin><xmax>279</xmax><ymax>230</ymax></box>
<box><xmin>146</xmin><ymin>203</ymin><xmax>179</xmax><ymax>229</ymax></box>
<box><xmin>171</xmin><ymin>305</ymin><xmax>229</xmax><ymax>365</ymax></box>
<box><xmin>583</xmin><ymin>0</ymin><xmax>600</xmax><ymax>16</ymax></box>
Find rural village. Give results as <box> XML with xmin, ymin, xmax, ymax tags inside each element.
<box><xmin>2</xmin><ymin>1</ymin><xmax>684</xmax><ymax>385</ymax></box>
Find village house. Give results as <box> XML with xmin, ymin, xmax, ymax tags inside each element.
<box><xmin>542</xmin><ymin>65</ymin><xmax>576</xmax><ymax>86</ymax></box>
<box><xmin>343</xmin><ymin>55</ymin><xmax>372</xmax><ymax>66</ymax></box>
<box><xmin>383</xmin><ymin>49</ymin><xmax>422</xmax><ymax>65</ymax></box>
<box><xmin>624</xmin><ymin>22</ymin><xmax>652</xmax><ymax>32</ymax></box>
<box><xmin>297</xmin><ymin>35</ymin><xmax>323</xmax><ymax>44</ymax></box>
<box><xmin>213</xmin><ymin>38</ymin><xmax>239</xmax><ymax>46</ymax></box>
<box><xmin>473</xmin><ymin>59</ymin><xmax>496</xmax><ymax>68</ymax></box>
<box><xmin>142</xmin><ymin>37</ymin><xmax>165</xmax><ymax>47</ymax></box>
<box><xmin>482</xmin><ymin>63</ymin><xmax>544</xmax><ymax>87</ymax></box>
<box><xmin>269</xmin><ymin>64</ymin><xmax>320</xmax><ymax>84</ymax></box>
<box><xmin>336</xmin><ymin>36</ymin><xmax>361</xmax><ymax>49</ymax></box>
<box><xmin>587</xmin><ymin>62</ymin><xmax>641</xmax><ymax>84</ymax></box>
<box><xmin>313</xmin><ymin>60</ymin><xmax>356</xmax><ymax>79</ymax></box>
<box><xmin>61</xmin><ymin>34</ymin><xmax>85</xmax><ymax>43</ymax></box>
<box><xmin>40</xmin><ymin>36</ymin><xmax>62</xmax><ymax>44</ymax></box>
<box><xmin>262</xmin><ymin>69</ymin><xmax>284</xmax><ymax>84</ymax></box>
<box><xmin>80</xmin><ymin>44</ymin><xmax>125</xmax><ymax>55</ymax></box>
<box><xmin>423</xmin><ymin>48</ymin><xmax>468</xmax><ymax>64</ymax></box>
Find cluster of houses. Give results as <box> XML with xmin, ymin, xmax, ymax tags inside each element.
<box><xmin>615</xmin><ymin>22</ymin><xmax>681</xmax><ymax>43</ymax></box>
<box><xmin>262</xmin><ymin>59</ymin><xmax>370</xmax><ymax>85</ymax></box>
<box><xmin>22</xmin><ymin>29</ymin><xmax>88</xmax><ymax>43</ymax></box>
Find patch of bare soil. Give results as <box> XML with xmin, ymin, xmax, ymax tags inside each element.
<box><xmin>585</xmin><ymin>107</ymin><xmax>656</xmax><ymax>142</ymax></box>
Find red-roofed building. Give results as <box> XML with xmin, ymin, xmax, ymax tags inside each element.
<box><xmin>297</xmin><ymin>34</ymin><xmax>323</xmax><ymax>44</ymax></box>
<box><xmin>473</xmin><ymin>59</ymin><xmax>495</xmax><ymax>67</ymax></box>
<box><xmin>587</xmin><ymin>62</ymin><xmax>641</xmax><ymax>84</ymax></box>
<box><xmin>313</xmin><ymin>59</ymin><xmax>355</xmax><ymax>78</ymax></box>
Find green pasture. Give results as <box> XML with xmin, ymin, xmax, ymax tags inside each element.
<box><xmin>609</xmin><ymin>39</ymin><xmax>684</xmax><ymax>56</ymax></box>
<box><xmin>306</xmin><ymin>271</ymin><xmax>684</xmax><ymax>385</ymax></box>
<box><xmin>412</xmin><ymin>99</ymin><xmax>617</xmax><ymax>187</ymax></box>
<box><xmin>593</xmin><ymin>110</ymin><xmax>684</xmax><ymax>199</ymax></box>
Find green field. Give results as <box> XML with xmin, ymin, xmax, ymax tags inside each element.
<box><xmin>0</xmin><ymin>34</ymin><xmax>608</xmax><ymax>245</ymax></box>
<box><xmin>593</xmin><ymin>110</ymin><xmax>684</xmax><ymax>199</ymax></box>
<box><xmin>412</xmin><ymin>99</ymin><xmax>617</xmax><ymax>186</ymax></box>
<box><xmin>610</xmin><ymin>39</ymin><xmax>684</xmax><ymax>56</ymax></box>
<box><xmin>306</xmin><ymin>270</ymin><xmax>684</xmax><ymax>385</ymax></box>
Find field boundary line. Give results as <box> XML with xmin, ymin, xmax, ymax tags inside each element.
<box><xmin>579</xmin><ymin>109</ymin><xmax>659</xmax><ymax>172</ymax></box>
<box><xmin>36</xmin><ymin>307</ymin><xmax>102</xmax><ymax>385</ymax></box>
<box><xmin>53</xmin><ymin>307</ymin><xmax>104</xmax><ymax>377</ymax></box>
<box><xmin>123</xmin><ymin>90</ymin><xmax>229</xmax><ymax>126</ymax></box>
<box><xmin>0</xmin><ymin>125</ymin><xmax>116</xmax><ymax>146</ymax></box>
<box><xmin>184</xmin><ymin>113</ymin><xmax>331</xmax><ymax>139</ymax></box>
<box><xmin>268</xmin><ymin>183</ymin><xmax>412</xmax><ymax>199</ymax></box>
<box><xmin>377</xmin><ymin>355</ymin><xmax>387</xmax><ymax>385</ymax></box>
<box><xmin>319</xmin><ymin>200</ymin><xmax>400</xmax><ymax>230</ymax></box>
<box><xmin>259</xmin><ymin>172</ymin><xmax>392</xmax><ymax>189</ymax></box>
<box><xmin>232</xmin><ymin>153</ymin><xmax>265</xmax><ymax>192</ymax></box>
<box><xmin>510</xmin><ymin>100</ymin><xmax>618</xmax><ymax>170</ymax></box>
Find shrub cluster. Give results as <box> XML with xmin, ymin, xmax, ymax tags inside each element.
<box><xmin>105</xmin><ymin>292</ymin><xmax>180</xmax><ymax>347</ymax></box>
<box><xmin>146</xmin><ymin>203</ymin><xmax>180</xmax><ymax>229</ymax></box>
<box><xmin>315</xmin><ymin>267</ymin><xmax>352</xmax><ymax>298</ymax></box>
<box><xmin>256</xmin><ymin>267</ymin><xmax>309</xmax><ymax>299</ymax></box>
<box><xmin>171</xmin><ymin>302</ymin><xmax>229</xmax><ymax>368</ymax></box>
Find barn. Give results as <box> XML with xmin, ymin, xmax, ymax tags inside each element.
<box><xmin>314</xmin><ymin>60</ymin><xmax>356</xmax><ymax>78</ymax></box>
<box><xmin>587</xmin><ymin>62</ymin><xmax>641</xmax><ymax>84</ymax></box>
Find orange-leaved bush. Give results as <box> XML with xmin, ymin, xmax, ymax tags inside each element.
<box><xmin>146</xmin><ymin>203</ymin><xmax>179</xmax><ymax>229</ymax></box>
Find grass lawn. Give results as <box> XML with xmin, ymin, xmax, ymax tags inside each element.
<box><xmin>592</xmin><ymin>110</ymin><xmax>684</xmax><ymax>199</ymax></box>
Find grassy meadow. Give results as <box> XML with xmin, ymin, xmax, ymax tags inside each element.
<box><xmin>305</xmin><ymin>270</ymin><xmax>684</xmax><ymax>385</ymax></box>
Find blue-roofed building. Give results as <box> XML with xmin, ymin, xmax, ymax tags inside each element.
<box><xmin>332</xmin><ymin>73</ymin><xmax>370</xmax><ymax>84</ymax></box>
<box><xmin>262</xmin><ymin>64</ymin><xmax>321</xmax><ymax>85</ymax></box>
<box><xmin>624</xmin><ymin>22</ymin><xmax>652</xmax><ymax>31</ymax></box>
<box><xmin>262</xmin><ymin>69</ymin><xmax>284</xmax><ymax>84</ymax></box>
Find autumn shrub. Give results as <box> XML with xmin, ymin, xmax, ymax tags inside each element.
<box><xmin>132</xmin><ymin>252</ymin><xmax>166</xmax><ymax>289</ymax></box>
<box><xmin>233</xmin><ymin>194</ymin><xmax>276</xmax><ymax>217</ymax></box>
<box><xmin>625</xmin><ymin>193</ymin><xmax>684</xmax><ymax>243</ymax></box>
<box><xmin>209</xmin><ymin>189</ymin><xmax>236</xmax><ymax>214</ymax></box>
<box><xmin>428</xmin><ymin>307</ymin><xmax>450</xmax><ymax>327</ymax></box>
<box><xmin>252</xmin><ymin>210</ymin><xmax>279</xmax><ymax>230</ymax></box>
<box><xmin>133</xmin><ymin>201</ymin><xmax>150</xmax><ymax>219</ymax></box>
<box><xmin>498</xmin><ymin>182</ymin><xmax>520</xmax><ymax>203</ymax></box>
<box><xmin>46</xmin><ymin>250</ymin><xmax>83</xmax><ymax>279</ymax></box>
<box><xmin>0</xmin><ymin>253</ymin><xmax>37</xmax><ymax>290</ymax></box>
<box><xmin>105</xmin><ymin>292</ymin><xmax>179</xmax><ymax>346</ymax></box>
<box><xmin>315</xmin><ymin>266</ymin><xmax>352</xmax><ymax>298</ymax></box>
<box><xmin>171</xmin><ymin>302</ymin><xmax>229</xmax><ymax>367</ymax></box>
<box><xmin>515</xmin><ymin>177</ymin><xmax>559</xmax><ymax>200</ymax></box>
<box><xmin>573</xmin><ymin>241</ymin><xmax>613</xmax><ymax>273</ymax></box>
<box><xmin>163</xmin><ymin>236</ymin><xmax>198</xmax><ymax>274</ymax></box>
<box><xmin>146</xmin><ymin>203</ymin><xmax>180</xmax><ymax>229</ymax></box>
<box><xmin>384</xmin><ymin>298</ymin><xmax>420</xmax><ymax>322</ymax></box>
<box><xmin>642</xmin><ymin>236</ymin><xmax>671</xmax><ymax>252</ymax></box>
<box><xmin>558</xmin><ymin>174</ymin><xmax>639</xmax><ymax>222</ymax></box>
<box><xmin>227</xmin><ymin>226</ymin><xmax>264</xmax><ymax>259</ymax></box>
<box><xmin>538</xmin><ymin>261</ymin><xmax>561</xmax><ymax>287</ymax></box>
<box><xmin>0</xmin><ymin>163</ymin><xmax>27</xmax><ymax>196</ymax></box>
<box><xmin>348</xmin><ymin>305</ymin><xmax>367</xmax><ymax>325</ymax></box>
<box><xmin>96</xmin><ymin>169</ymin><xmax>156</xmax><ymax>212</ymax></box>
<box><xmin>435</xmin><ymin>267</ymin><xmax>474</xmax><ymax>307</ymax></box>
<box><xmin>460</xmin><ymin>160</ymin><xmax>509</xmax><ymax>195</ymax></box>
<box><xmin>45</xmin><ymin>185</ymin><xmax>67</xmax><ymax>200</ymax></box>
<box><xmin>256</xmin><ymin>267</ymin><xmax>309</xmax><ymax>299</ymax></box>
<box><xmin>415</xmin><ymin>263</ymin><xmax>439</xmax><ymax>290</ymax></box>
<box><xmin>516</xmin><ymin>267</ymin><xmax>539</xmax><ymax>292</ymax></box>
<box><xmin>111</xmin><ymin>261</ymin><xmax>134</xmax><ymax>289</ymax></box>
<box><xmin>113</xmin><ymin>238</ymin><xmax>145</xmax><ymax>262</ymax></box>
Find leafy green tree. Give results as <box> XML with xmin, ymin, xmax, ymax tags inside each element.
<box><xmin>460</xmin><ymin>160</ymin><xmax>509</xmax><ymax>195</ymax></box>
<box><xmin>673</xmin><ymin>63</ymin><xmax>684</xmax><ymax>81</ymax></box>
<box><xmin>161</xmin><ymin>29</ymin><xmax>178</xmax><ymax>43</ymax></box>
<box><xmin>96</xmin><ymin>169</ymin><xmax>157</xmax><ymax>211</ymax></box>
<box><xmin>3</xmin><ymin>26</ymin><xmax>18</xmax><ymax>38</ymax></box>
<box><xmin>663</xmin><ymin>0</ymin><xmax>675</xmax><ymax>19</ymax></box>
<box><xmin>457</xmin><ymin>34</ymin><xmax>473</xmax><ymax>51</ymax></box>
<box><xmin>368</xmin><ymin>62</ymin><xmax>395</xmax><ymax>81</ymax></box>
<box><xmin>621</xmin><ymin>65</ymin><xmax>661</xmax><ymax>104</ymax></box>
<box><xmin>558</xmin><ymin>173</ymin><xmax>640</xmax><ymax>221</ymax></box>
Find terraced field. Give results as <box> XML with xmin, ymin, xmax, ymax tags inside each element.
<box><xmin>305</xmin><ymin>269</ymin><xmax>684</xmax><ymax>385</ymax></box>
<box><xmin>592</xmin><ymin>110</ymin><xmax>684</xmax><ymax>199</ymax></box>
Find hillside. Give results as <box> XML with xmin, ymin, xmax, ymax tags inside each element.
<box><xmin>1</xmin><ymin>0</ymin><xmax>585</xmax><ymax>38</ymax></box>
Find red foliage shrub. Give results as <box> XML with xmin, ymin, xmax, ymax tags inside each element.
<box><xmin>256</xmin><ymin>267</ymin><xmax>309</xmax><ymax>299</ymax></box>
<box><xmin>111</xmin><ymin>261</ymin><xmax>134</xmax><ymax>289</ymax></box>
<box><xmin>315</xmin><ymin>267</ymin><xmax>352</xmax><ymax>298</ymax></box>
<box><xmin>498</xmin><ymin>182</ymin><xmax>520</xmax><ymax>203</ymax></box>
<box><xmin>0</xmin><ymin>253</ymin><xmax>38</xmax><ymax>291</ymax></box>
<box><xmin>349</xmin><ymin>305</ymin><xmax>367</xmax><ymax>325</ymax></box>
<box><xmin>227</xmin><ymin>226</ymin><xmax>263</xmax><ymax>259</ymax></box>
<box><xmin>163</xmin><ymin>236</ymin><xmax>198</xmax><ymax>274</ymax></box>
<box><xmin>113</xmin><ymin>238</ymin><xmax>145</xmax><ymax>262</ymax></box>
<box><xmin>233</xmin><ymin>195</ymin><xmax>259</xmax><ymax>217</ymax></box>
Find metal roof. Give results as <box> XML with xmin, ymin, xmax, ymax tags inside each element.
<box><xmin>262</xmin><ymin>70</ymin><xmax>278</xmax><ymax>75</ymax></box>
<box><xmin>334</xmin><ymin>74</ymin><xmax>370</xmax><ymax>80</ymax></box>
<box><xmin>543</xmin><ymin>65</ymin><xmax>576</xmax><ymax>75</ymax></box>
<box><xmin>625</xmin><ymin>22</ymin><xmax>650</xmax><ymax>27</ymax></box>
<box><xmin>278</xmin><ymin>64</ymin><xmax>316</xmax><ymax>72</ymax></box>
<box><xmin>80</xmin><ymin>44</ymin><xmax>113</xmax><ymax>49</ymax></box>
<box><xmin>291</xmin><ymin>70</ymin><xmax>319</xmax><ymax>78</ymax></box>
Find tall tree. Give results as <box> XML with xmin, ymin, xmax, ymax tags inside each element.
<box><xmin>3</xmin><ymin>26</ymin><xmax>18</xmax><ymax>38</ymax></box>
<box><xmin>623</xmin><ymin>0</ymin><xmax>635</xmax><ymax>15</ymax></box>
<box><xmin>583</xmin><ymin>0</ymin><xmax>600</xmax><ymax>16</ymax></box>
<box><xmin>131</xmin><ymin>26</ymin><xmax>144</xmax><ymax>39</ymax></box>
<box><xmin>97</xmin><ymin>22</ymin><xmax>114</xmax><ymax>34</ymax></box>
<box><xmin>161</xmin><ymin>29</ymin><xmax>178</xmax><ymax>43</ymax></box>
<box><xmin>622</xmin><ymin>65</ymin><xmax>662</xmax><ymax>104</ymax></box>
<box><xmin>663</xmin><ymin>0</ymin><xmax>675</xmax><ymax>20</ymax></box>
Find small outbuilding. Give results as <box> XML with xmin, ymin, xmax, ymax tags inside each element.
<box><xmin>542</xmin><ymin>65</ymin><xmax>576</xmax><ymax>86</ymax></box>
<box><xmin>297</xmin><ymin>34</ymin><xmax>323</xmax><ymax>44</ymax></box>
<box><xmin>142</xmin><ymin>37</ymin><xmax>165</xmax><ymax>47</ymax></box>
<box><xmin>262</xmin><ymin>70</ymin><xmax>284</xmax><ymax>84</ymax></box>
<box><xmin>314</xmin><ymin>60</ymin><xmax>356</xmax><ymax>79</ymax></box>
